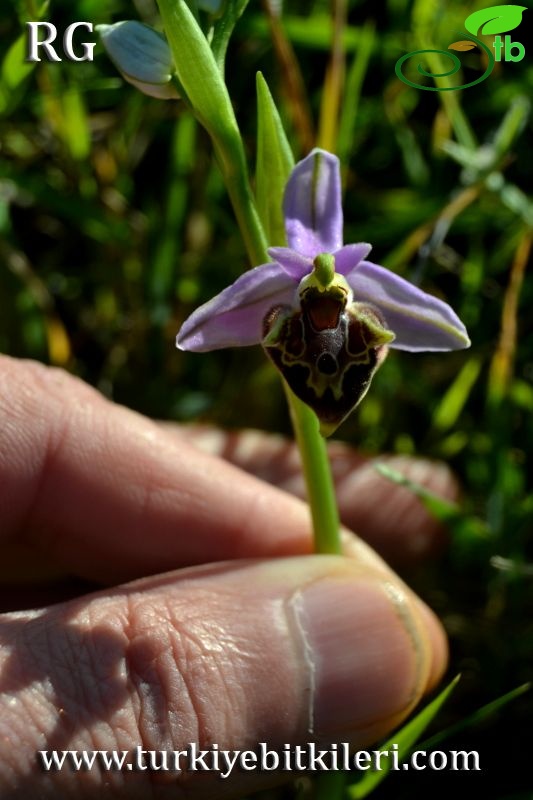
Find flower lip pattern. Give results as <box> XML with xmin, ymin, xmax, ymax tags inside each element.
<box><xmin>177</xmin><ymin>149</ymin><xmax>470</xmax><ymax>433</ymax></box>
<box><xmin>176</xmin><ymin>149</ymin><xmax>470</xmax><ymax>355</ymax></box>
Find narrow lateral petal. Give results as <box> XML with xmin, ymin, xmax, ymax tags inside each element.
<box><xmin>283</xmin><ymin>149</ymin><xmax>343</xmax><ymax>258</ymax></box>
<box><xmin>177</xmin><ymin>263</ymin><xmax>297</xmax><ymax>352</ymax></box>
<box><xmin>333</xmin><ymin>243</ymin><xmax>373</xmax><ymax>275</ymax></box>
<box><xmin>346</xmin><ymin>261</ymin><xmax>471</xmax><ymax>351</ymax></box>
<box><xmin>267</xmin><ymin>247</ymin><xmax>312</xmax><ymax>281</ymax></box>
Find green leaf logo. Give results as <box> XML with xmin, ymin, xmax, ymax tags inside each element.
<box><xmin>465</xmin><ymin>5</ymin><xmax>527</xmax><ymax>36</ymax></box>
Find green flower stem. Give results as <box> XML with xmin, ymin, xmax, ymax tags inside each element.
<box><xmin>157</xmin><ymin>0</ymin><xmax>341</xmax><ymax>557</ymax></box>
<box><xmin>211</xmin><ymin>138</ymin><xmax>268</xmax><ymax>268</ymax></box>
<box><xmin>285</xmin><ymin>385</ymin><xmax>342</xmax><ymax>555</ymax></box>
<box><xmin>213</xmin><ymin>140</ymin><xmax>342</xmax><ymax>555</ymax></box>
<box><xmin>226</xmin><ymin>163</ymin><xmax>342</xmax><ymax>555</ymax></box>
<box><xmin>156</xmin><ymin>0</ymin><xmax>268</xmax><ymax>267</ymax></box>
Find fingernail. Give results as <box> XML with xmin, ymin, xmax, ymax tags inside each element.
<box><xmin>294</xmin><ymin>578</ymin><xmax>423</xmax><ymax>736</ymax></box>
<box><xmin>415</xmin><ymin>599</ymin><xmax>448</xmax><ymax>691</ymax></box>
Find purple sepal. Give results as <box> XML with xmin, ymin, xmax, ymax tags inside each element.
<box><xmin>177</xmin><ymin>262</ymin><xmax>296</xmax><ymax>351</ymax></box>
<box><xmin>346</xmin><ymin>261</ymin><xmax>471</xmax><ymax>351</ymax></box>
<box><xmin>283</xmin><ymin>149</ymin><xmax>343</xmax><ymax>258</ymax></box>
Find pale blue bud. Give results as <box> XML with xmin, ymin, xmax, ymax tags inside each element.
<box><xmin>97</xmin><ymin>21</ymin><xmax>179</xmax><ymax>100</ymax></box>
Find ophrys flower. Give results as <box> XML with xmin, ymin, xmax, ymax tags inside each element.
<box><xmin>177</xmin><ymin>149</ymin><xmax>470</xmax><ymax>434</ymax></box>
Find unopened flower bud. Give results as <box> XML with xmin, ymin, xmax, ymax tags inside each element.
<box><xmin>97</xmin><ymin>21</ymin><xmax>179</xmax><ymax>100</ymax></box>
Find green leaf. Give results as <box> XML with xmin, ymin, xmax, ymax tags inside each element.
<box><xmin>14</xmin><ymin>0</ymin><xmax>49</xmax><ymax>23</ymax></box>
<box><xmin>347</xmin><ymin>676</ymin><xmax>461</xmax><ymax>798</ymax></box>
<box><xmin>156</xmin><ymin>0</ymin><xmax>268</xmax><ymax>266</ymax></box>
<box><xmin>156</xmin><ymin>0</ymin><xmax>238</xmax><ymax>137</ymax></box>
<box><xmin>464</xmin><ymin>5</ymin><xmax>527</xmax><ymax>36</ymax></box>
<box><xmin>499</xmin><ymin>182</ymin><xmax>533</xmax><ymax>226</ymax></box>
<box><xmin>420</xmin><ymin>683</ymin><xmax>530</xmax><ymax>750</ymax></box>
<box><xmin>374</xmin><ymin>462</ymin><xmax>459</xmax><ymax>522</ymax></box>
<box><xmin>1</xmin><ymin>0</ymin><xmax>50</xmax><ymax>113</ymax></box>
<box><xmin>211</xmin><ymin>0</ymin><xmax>251</xmax><ymax>74</ymax></box>
<box><xmin>149</xmin><ymin>113</ymin><xmax>196</xmax><ymax>308</ymax></box>
<box><xmin>60</xmin><ymin>87</ymin><xmax>91</xmax><ymax>161</ymax></box>
<box><xmin>337</xmin><ymin>21</ymin><xmax>375</xmax><ymax>167</ymax></box>
<box><xmin>374</xmin><ymin>462</ymin><xmax>490</xmax><ymax>543</ymax></box>
<box><xmin>0</xmin><ymin>34</ymin><xmax>37</xmax><ymax>115</ymax></box>
<box><xmin>255</xmin><ymin>72</ymin><xmax>294</xmax><ymax>245</ymax></box>
<box><xmin>433</xmin><ymin>357</ymin><xmax>482</xmax><ymax>432</ymax></box>
<box><xmin>242</xmin><ymin>14</ymin><xmax>364</xmax><ymax>53</ymax></box>
<box><xmin>491</xmin><ymin>96</ymin><xmax>530</xmax><ymax>163</ymax></box>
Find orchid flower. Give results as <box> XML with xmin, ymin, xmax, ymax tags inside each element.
<box><xmin>177</xmin><ymin>149</ymin><xmax>470</xmax><ymax>435</ymax></box>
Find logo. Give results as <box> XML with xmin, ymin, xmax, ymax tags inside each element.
<box><xmin>395</xmin><ymin>4</ymin><xmax>527</xmax><ymax>91</ymax></box>
<box><xmin>25</xmin><ymin>22</ymin><xmax>96</xmax><ymax>62</ymax></box>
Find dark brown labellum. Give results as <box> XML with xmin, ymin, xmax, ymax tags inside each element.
<box><xmin>262</xmin><ymin>288</ymin><xmax>393</xmax><ymax>436</ymax></box>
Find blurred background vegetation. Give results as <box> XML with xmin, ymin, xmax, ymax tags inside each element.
<box><xmin>1</xmin><ymin>0</ymin><xmax>532</xmax><ymax>797</ymax></box>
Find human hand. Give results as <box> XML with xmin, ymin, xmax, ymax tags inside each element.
<box><xmin>0</xmin><ymin>355</ymin><xmax>453</xmax><ymax>798</ymax></box>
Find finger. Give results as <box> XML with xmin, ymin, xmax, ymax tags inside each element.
<box><xmin>0</xmin><ymin>554</ymin><xmax>441</xmax><ymax>799</ymax></box>
<box><xmin>0</xmin><ymin>356</ymin><xmax>313</xmax><ymax>583</ymax></box>
<box><xmin>173</xmin><ymin>425</ymin><xmax>460</xmax><ymax>565</ymax></box>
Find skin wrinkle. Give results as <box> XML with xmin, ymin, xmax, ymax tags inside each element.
<box><xmin>127</xmin><ymin>423</ymin><xmax>301</xmax><ymax>570</ymax></box>
<box><xmin>0</xmin><ymin>635</ymin><xmax>39</xmax><ymax>788</ymax></box>
<box><xmin>163</xmin><ymin>614</ymin><xmax>258</xmax><ymax>784</ymax></box>
<box><xmin>128</xmin><ymin>461</ymin><xmax>211</xmax><ymax>570</ymax></box>
<box><xmin>163</xmin><ymin>587</ymin><xmax>250</xmax><ymax>748</ymax></box>
<box><xmin>123</xmin><ymin>596</ymin><xmax>177</xmax><ymax>759</ymax></box>
<box><xmin>122</xmin><ymin>593</ymin><xmax>149</xmax><ymax>745</ymax></box>
<box><xmin>30</xmin><ymin>618</ymin><xmax>70</xmax><ymax>743</ymax></box>
<box><xmin>155</xmin><ymin>576</ymin><xmax>305</xmax><ymax>750</ymax></box>
<box><xmin>113</xmin><ymin>592</ymin><xmax>234</xmax><ymax>798</ymax></box>
<box><xmin>69</xmin><ymin>616</ymin><xmax>107</xmax><ymax>737</ymax></box>
<box><xmin>29</xmin><ymin>610</ymin><xmax>127</xmax><ymax>738</ymax></box>
<box><xmin>164</xmin><ymin>604</ymin><xmax>246</xmax><ymax>747</ymax></box>
<box><xmin>88</xmin><ymin>412</ymin><xmax>186</xmax><ymax>546</ymax></box>
<box><xmin>1</xmin><ymin>596</ymin><xmax>185</xmax><ymax>799</ymax></box>
<box><xmin>170</xmin><ymin>628</ymin><xmax>205</xmax><ymax>747</ymax></box>
<box><xmin>2</xmin><ymin>626</ymin><xmax>95</xmax><ymax>796</ymax></box>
